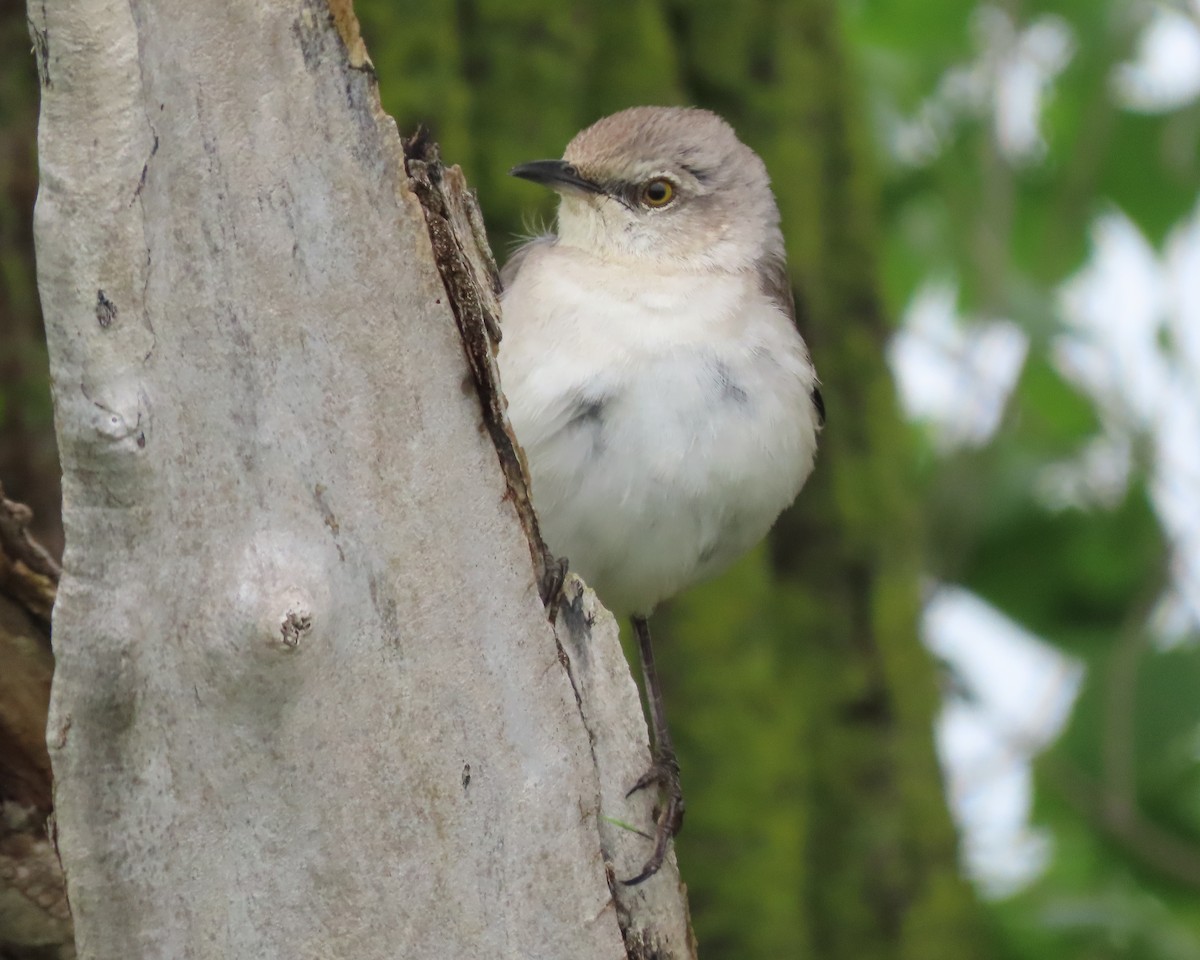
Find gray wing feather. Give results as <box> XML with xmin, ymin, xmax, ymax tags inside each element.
<box><xmin>756</xmin><ymin>248</ymin><xmax>796</xmax><ymax>324</ymax></box>
<box><xmin>756</xmin><ymin>249</ymin><xmax>826</xmax><ymax>427</ymax></box>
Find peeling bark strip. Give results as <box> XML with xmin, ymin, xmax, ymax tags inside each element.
<box><xmin>0</xmin><ymin>483</ymin><xmax>61</xmax><ymax>628</ymax></box>
<box><xmin>553</xmin><ymin>579</ymin><xmax>699</xmax><ymax>960</ymax></box>
<box><xmin>401</xmin><ymin>135</ymin><xmax>696</xmax><ymax>957</ymax></box>
<box><xmin>402</xmin><ymin>131</ymin><xmax>561</xmax><ymax>607</ymax></box>
<box><xmin>0</xmin><ymin>487</ymin><xmax>73</xmax><ymax>957</ymax></box>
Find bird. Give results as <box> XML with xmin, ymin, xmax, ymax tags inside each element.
<box><xmin>497</xmin><ymin>106</ymin><xmax>823</xmax><ymax>885</ymax></box>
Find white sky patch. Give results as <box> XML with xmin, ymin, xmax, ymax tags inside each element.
<box><xmin>1056</xmin><ymin>212</ymin><xmax>1167</xmax><ymax>428</ymax></box>
<box><xmin>924</xmin><ymin>584</ymin><xmax>1084</xmax><ymax>897</ymax></box>
<box><xmin>984</xmin><ymin>8</ymin><xmax>1076</xmax><ymax>161</ymax></box>
<box><xmin>882</xmin><ymin>5</ymin><xmax>1074</xmax><ymax>166</ymax></box>
<box><xmin>889</xmin><ymin>280</ymin><xmax>1028</xmax><ymax>451</ymax></box>
<box><xmin>1036</xmin><ymin>433</ymin><xmax>1134</xmax><ymax>510</ymax></box>
<box><xmin>1114</xmin><ymin>3</ymin><xmax>1200</xmax><ymax>112</ymax></box>
<box><xmin>1057</xmin><ymin>207</ymin><xmax>1200</xmax><ymax>635</ymax></box>
<box><xmin>1164</xmin><ymin>202</ymin><xmax>1200</xmax><ymax>373</ymax></box>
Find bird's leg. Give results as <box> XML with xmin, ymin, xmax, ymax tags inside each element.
<box><xmin>622</xmin><ymin>614</ymin><xmax>685</xmax><ymax>885</ymax></box>
<box><xmin>538</xmin><ymin>553</ymin><xmax>569</xmax><ymax>608</ymax></box>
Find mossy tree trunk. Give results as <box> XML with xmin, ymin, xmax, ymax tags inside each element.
<box><xmin>0</xmin><ymin>0</ymin><xmax>62</xmax><ymax>556</ymax></box>
<box><xmin>664</xmin><ymin>3</ymin><xmax>990</xmax><ymax>958</ymax></box>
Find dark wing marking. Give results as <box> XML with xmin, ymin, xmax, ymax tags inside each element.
<box><xmin>499</xmin><ymin>234</ymin><xmax>556</xmax><ymax>291</ymax></box>
<box><xmin>563</xmin><ymin>394</ymin><xmax>608</xmax><ymax>458</ymax></box>
<box><xmin>811</xmin><ymin>387</ymin><xmax>826</xmax><ymax>427</ymax></box>
<box><xmin>713</xmin><ymin>360</ymin><xmax>749</xmax><ymax>404</ymax></box>
<box><xmin>565</xmin><ymin>397</ymin><xmax>606</xmax><ymax>429</ymax></box>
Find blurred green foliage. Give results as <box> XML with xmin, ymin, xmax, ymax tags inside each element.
<box><xmin>0</xmin><ymin>0</ymin><xmax>60</xmax><ymax>552</ymax></box>
<box><xmin>3</xmin><ymin>0</ymin><xmax>1197</xmax><ymax>956</ymax></box>
<box><xmin>846</xmin><ymin>0</ymin><xmax>1200</xmax><ymax>958</ymax></box>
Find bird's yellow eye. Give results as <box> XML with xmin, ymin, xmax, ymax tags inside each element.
<box><xmin>640</xmin><ymin>178</ymin><xmax>675</xmax><ymax>208</ymax></box>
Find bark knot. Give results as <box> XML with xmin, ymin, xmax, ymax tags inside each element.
<box><xmin>280</xmin><ymin>609</ymin><xmax>312</xmax><ymax>649</ymax></box>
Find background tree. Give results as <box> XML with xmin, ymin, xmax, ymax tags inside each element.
<box><xmin>0</xmin><ymin>0</ymin><xmax>60</xmax><ymax>554</ymax></box>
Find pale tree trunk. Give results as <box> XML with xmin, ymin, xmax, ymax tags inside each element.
<box><xmin>27</xmin><ymin>0</ymin><xmax>694</xmax><ymax>956</ymax></box>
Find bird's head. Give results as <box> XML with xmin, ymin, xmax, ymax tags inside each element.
<box><xmin>510</xmin><ymin>106</ymin><xmax>782</xmax><ymax>272</ymax></box>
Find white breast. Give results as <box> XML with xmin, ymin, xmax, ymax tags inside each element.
<box><xmin>499</xmin><ymin>244</ymin><xmax>819</xmax><ymax>616</ymax></box>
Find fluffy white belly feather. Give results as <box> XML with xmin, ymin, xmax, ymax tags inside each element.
<box><xmin>499</xmin><ymin>246</ymin><xmax>819</xmax><ymax>615</ymax></box>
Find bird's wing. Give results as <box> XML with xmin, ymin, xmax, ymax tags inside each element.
<box><xmin>757</xmin><ymin>248</ymin><xmax>797</xmax><ymax>326</ymax></box>
<box><xmin>499</xmin><ymin>233</ymin><xmax>556</xmax><ymax>292</ymax></box>
<box><xmin>757</xmin><ymin>250</ymin><xmax>826</xmax><ymax>428</ymax></box>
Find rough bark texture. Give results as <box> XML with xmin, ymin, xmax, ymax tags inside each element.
<box><xmin>0</xmin><ymin>486</ymin><xmax>72</xmax><ymax>960</ymax></box>
<box><xmin>554</xmin><ymin>580</ymin><xmax>697</xmax><ymax>960</ymax></box>
<box><xmin>29</xmin><ymin>0</ymin><xmax>693</xmax><ymax>957</ymax></box>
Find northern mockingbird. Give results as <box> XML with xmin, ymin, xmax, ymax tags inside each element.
<box><xmin>498</xmin><ymin>106</ymin><xmax>823</xmax><ymax>884</ymax></box>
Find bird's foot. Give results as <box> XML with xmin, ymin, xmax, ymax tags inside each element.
<box><xmin>621</xmin><ymin>754</ymin><xmax>685</xmax><ymax>886</ymax></box>
<box><xmin>538</xmin><ymin>553</ymin><xmax>568</xmax><ymax>608</ymax></box>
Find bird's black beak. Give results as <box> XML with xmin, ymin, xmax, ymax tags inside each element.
<box><xmin>509</xmin><ymin>159</ymin><xmax>604</xmax><ymax>195</ymax></box>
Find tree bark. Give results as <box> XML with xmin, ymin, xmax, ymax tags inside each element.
<box><xmin>0</xmin><ymin>485</ymin><xmax>72</xmax><ymax>960</ymax></box>
<box><xmin>29</xmin><ymin>1</ymin><xmax>693</xmax><ymax>957</ymax></box>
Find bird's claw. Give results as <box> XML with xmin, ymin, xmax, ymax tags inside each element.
<box><xmin>539</xmin><ymin>553</ymin><xmax>568</xmax><ymax>608</ymax></box>
<box><xmin>621</xmin><ymin>756</ymin><xmax>685</xmax><ymax>886</ymax></box>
